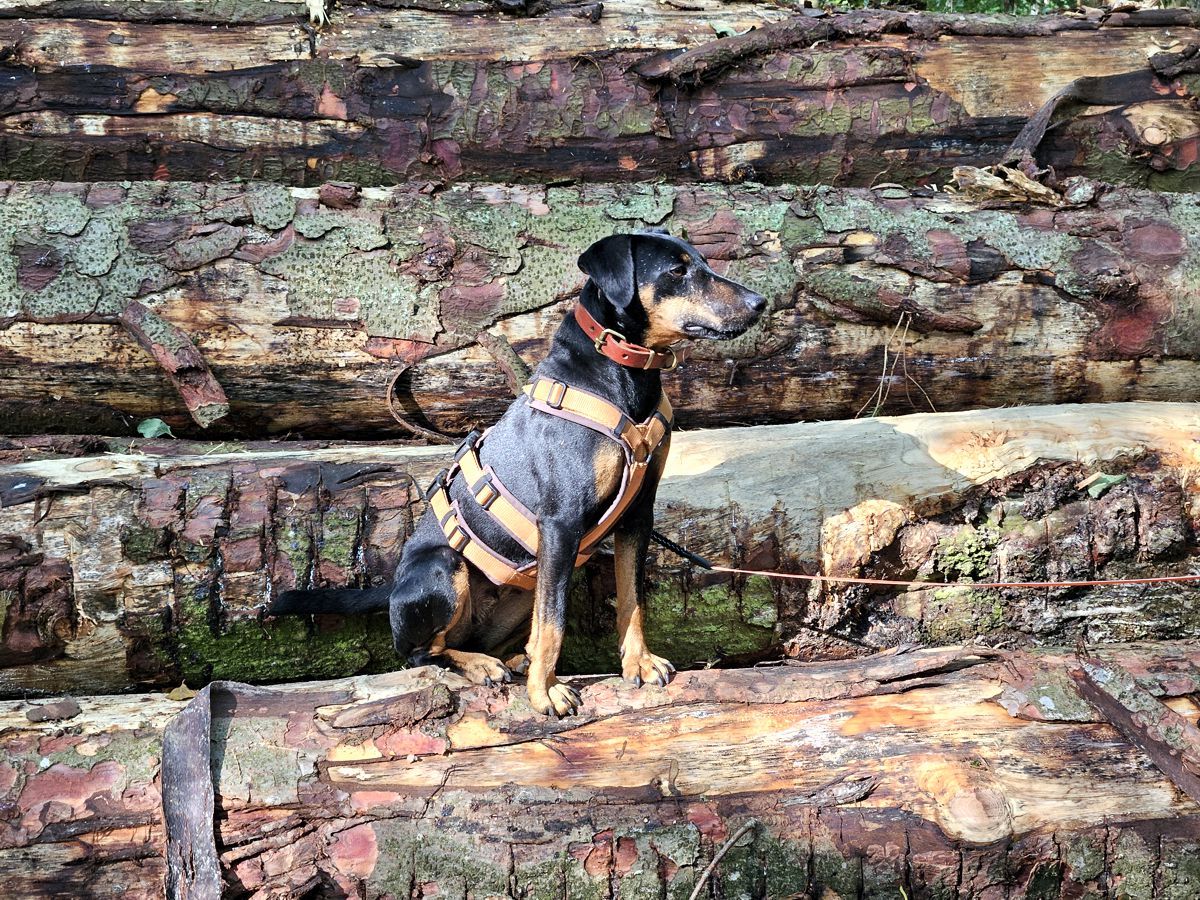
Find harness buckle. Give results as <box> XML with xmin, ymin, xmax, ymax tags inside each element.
<box><xmin>445</xmin><ymin>523</ymin><xmax>468</xmax><ymax>552</ymax></box>
<box><xmin>453</xmin><ymin>429</ymin><xmax>482</xmax><ymax>463</ymax></box>
<box><xmin>545</xmin><ymin>380</ymin><xmax>567</xmax><ymax>409</ymax></box>
<box><xmin>424</xmin><ymin>468</ymin><xmax>449</xmax><ymax>503</ymax></box>
<box><xmin>473</xmin><ymin>474</ymin><xmax>499</xmax><ymax>511</ymax></box>
<box><xmin>593</xmin><ymin>327</ymin><xmax>625</xmax><ymax>354</ymax></box>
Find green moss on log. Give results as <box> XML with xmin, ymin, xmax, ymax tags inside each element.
<box><xmin>561</xmin><ymin>572</ymin><xmax>779</xmax><ymax>674</ymax></box>
<box><xmin>174</xmin><ymin>595</ymin><xmax>396</xmax><ymax>685</ymax></box>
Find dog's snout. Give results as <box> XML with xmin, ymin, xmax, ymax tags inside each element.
<box><xmin>744</xmin><ymin>292</ymin><xmax>767</xmax><ymax>315</ymax></box>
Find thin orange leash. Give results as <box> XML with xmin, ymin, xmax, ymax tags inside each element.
<box><xmin>709</xmin><ymin>565</ymin><xmax>1200</xmax><ymax>590</ymax></box>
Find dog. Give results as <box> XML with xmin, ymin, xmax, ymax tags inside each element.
<box><xmin>270</xmin><ymin>231</ymin><xmax>766</xmax><ymax>715</ymax></box>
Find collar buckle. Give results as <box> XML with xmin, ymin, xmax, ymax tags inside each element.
<box><xmin>593</xmin><ymin>327</ymin><xmax>625</xmax><ymax>355</ymax></box>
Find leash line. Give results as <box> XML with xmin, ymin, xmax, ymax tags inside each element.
<box><xmin>651</xmin><ymin>531</ymin><xmax>1200</xmax><ymax>588</ymax></box>
<box><xmin>709</xmin><ymin>565</ymin><xmax>1200</xmax><ymax>590</ymax></box>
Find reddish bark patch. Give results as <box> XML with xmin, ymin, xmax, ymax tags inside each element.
<box><xmin>1125</xmin><ymin>221</ymin><xmax>1185</xmax><ymax>261</ymax></box>
<box><xmin>926</xmin><ymin>229</ymin><xmax>970</xmax><ymax>281</ymax></box>
<box><xmin>362</xmin><ymin>337</ymin><xmax>434</xmax><ymax>363</ymax></box>
<box><xmin>348</xmin><ymin>790</ymin><xmax>402</xmax><ymax>812</ymax></box>
<box><xmin>328</xmin><ymin>822</ymin><xmax>378</xmax><ymax>879</ymax></box>
<box><xmin>575</xmin><ymin>829</ymin><xmax>614</xmax><ymax>877</ymax></box>
<box><xmin>614</xmin><ymin>836</ymin><xmax>639</xmax><ymax>874</ymax></box>
<box><xmin>374</xmin><ymin>729</ymin><xmax>450</xmax><ymax>759</ymax></box>
<box><xmin>234</xmin><ymin>224</ymin><xmax>295</xmax><ymax>263</ymax></box>
<box><xmin>18</xmin><ymin>760</ymin><xmax>124</xmax><ymax>835</ymax></box>
<box><xmin>15</xmin><ymin>244</ymin><xmax>63</xmax><ymax>292</ymax></box>
<box><xmin>319</xmin><ymin>183</ymin><xmax>361</xmax><ymax>209</ymax></box>
<box><xmin>686</xmin><ymin>803</ymin><xmax>728</xmax><ymax>842</ymax></box>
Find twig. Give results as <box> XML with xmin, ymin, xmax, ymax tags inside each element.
<box><xmin>688</xmin><ymin>819</ymin><xmax>757</xmax><ymax>900</ymax></box>
<box><xmin>855</xmin><ymin>313</ymin><xmax>907</xmax><ymax>418</ymax></box>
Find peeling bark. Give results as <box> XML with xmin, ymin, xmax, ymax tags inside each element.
<box><xmin>3</xmin><ymin>180</ymin><xmax>1200</xmax><ymax>438</ymax></box>
<box><xmin>2</xmin><ymin>644</ymin><xmax>1200</xmax><ymax>898</ymax></box>
<box><xmin>1</xmin><ymin>5</ymin><xmax>1199</xmax><ymax>188</ymax></box>
<box><xmin>0</xmin><ymin>402</ymin><xmax>1197</xmax><ymax>696</ymax></box>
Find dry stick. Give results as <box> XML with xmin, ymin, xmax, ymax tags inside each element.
<box><xmin>688</xmin><ymin>820</ymin><xmax>758</xmax><ymax>900</ymax></box>
<box><xmin>876</xmin><ymin>311</ymin><xmax>911</xmax><ymax>415</ymax></box>
<box><xmin>856</xmin><ymin>313</ymin><xmax>907</xmax><ymax>418</ymax></box>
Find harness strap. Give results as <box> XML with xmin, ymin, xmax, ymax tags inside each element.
<box><xmin>454</xmin><ymin>434</ymin><xmax>540</xmax><ymax>554</ymax></box>
<box><xmin>430</xmin><ymin>377</ymin><xmax>673</xmax><ymax>590</ymax></box>
<box><xmin>427</xmin><ymin>474</ymin><xmax>538</xmax><ymax>591</ymax></box>
<box><xmin>525</xmin><ymin>378</ymin><xmax>672</xmax><ymax>465</ymax></box>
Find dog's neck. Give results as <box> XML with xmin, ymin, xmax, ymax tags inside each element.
<box><xmin>536</xmin><ymin>284</ymin><xmax>664</xmax><ymax>421</ymax></box>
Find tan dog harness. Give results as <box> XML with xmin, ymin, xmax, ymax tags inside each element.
<box><xmin>427</xmin><ymin>376</ymin><xmax>673</xmax><ymax>590</ymax></box>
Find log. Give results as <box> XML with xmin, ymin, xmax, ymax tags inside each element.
<box><xmin>3</xmin><ymin>3</ymin><xmax>1200</xmax><ymax>189</ymax></box>
<box><xmin>3</xmin><ymin>643</ymin><xmax>1200</xmax><ymax>898</ymax></box>
<box><xmin>1</xmin><ymin>402</ymin><xmax>1198</xmax><ymax>696</ymax></box>
<box><xmin>3</xmin><ymin>180</ymin><xmax>1200</xmax><ymax>437</ymax></box>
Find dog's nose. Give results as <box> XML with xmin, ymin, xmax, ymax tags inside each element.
<box><xmin>744</xmin><ymin>292</ymin><xmax>767</xmax><ymax>314</ymax></box>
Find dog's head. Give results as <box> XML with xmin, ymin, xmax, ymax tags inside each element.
<box><xmin>578</xmin><ymin>231</ymin><xmax>767</xmax><ymax>349</ymax></box>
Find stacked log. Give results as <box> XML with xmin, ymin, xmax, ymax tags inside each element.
<box><xmin>1</xmin><ymin>402</ymin><xmax>1196</xmax><ymax>695</ymax></box>
<box><xmin>2</xmin><ymin>179</ymin><xmax>1200</xmax><ymax>437</ymax></box>
<box><xmin>2</xmin><ymin>644</ymin><xmax>1198</xmax><ymax>898</ymax></box>
<box><xmin>2</xmin><ymin>3</ymin><xmax>1199</xmax><ymax>188</ymax></box>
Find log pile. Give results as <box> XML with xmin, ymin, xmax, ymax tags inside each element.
<box><xmin>3</xmin><ymin>4</ymin><xmax>1200</xmax><ymax>896</ymax></box>
<box><xmin>2</xmin><ymin>644</ymin><xmax>1199</xmax><ymax>898</ymax></box>
<box><xmin>1</xmin><ymin>402</ymin><xmax>1196</xmax><ymax>695</ymax></box>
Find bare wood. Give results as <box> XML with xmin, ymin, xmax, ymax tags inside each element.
<box><xmin>4</xmin><ymin>180</ymin><xmax>1200</xmax><ymax>437</ymax></box>
<box><xmin>0</xmin><ymin>402</ymin><xmax>1197</xmax><ymax>695</ymax></box>
<box><xmin>2</xmin><ymin>644</ymin><xmax>1199</xmax><ymax>898</ymax></box>
<box><xmin>1</xmin><ymin>5</ymin><xmax>1198</xmax><ymax>187</ymax></box>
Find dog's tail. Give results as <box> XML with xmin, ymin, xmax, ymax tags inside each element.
<box><xmin>268</xmin><ymin>585</ymin><xmax>390</xmax><ymax>616</ymax></box>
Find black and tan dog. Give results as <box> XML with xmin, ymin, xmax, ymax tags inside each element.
<box><xmin>270</xmin><ymin>231</ymin><xmax>765</xmax><ymax>715</ymax></box>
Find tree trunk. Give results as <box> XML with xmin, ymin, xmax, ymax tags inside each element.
<box><xmin>2</xmin><ymin>644</ymin><xmax>1199</xmax><ymax>898</ymax></box>
<box><xmin>1</xmin><ymin>402</ymin><xmax>1197</xmax><ymax>696</ymax></box>
<box><xmin>3</xmin><ymin>179</ymin><xmax>1200</xmax><ymax>438</ymax></box>
<box><xmin>2</xmin><ymin>4</ymin><xmax>1199</xmax><ymax>189</ymax></box>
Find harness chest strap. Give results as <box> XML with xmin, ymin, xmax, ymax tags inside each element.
<box><xmin>429</xmin><ymin>378</ymin><xmax>672</xmax><ymax>588</ymax></box>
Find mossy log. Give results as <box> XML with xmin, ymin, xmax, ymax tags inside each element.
<box><xmin>1</xmin><ymin>401</ymin><xmax>1198</xmax><ymax>697</ymax></box>
<box><xmin>3</xmin><ymin>644</ymin><xmax>1200</xmax><ymax>898</ymax></box>
<box><xmin>4</xmin><ymin>180</ymin><xmax>1200</xmax><ymax>437</ymax></box>
<box><xmin>3</xmin><ymin>3</ymin><xmax>1200</xmax><ymax>189</ymax></box>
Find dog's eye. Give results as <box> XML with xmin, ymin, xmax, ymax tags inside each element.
<box><xmin>669</xmin><ymin>263</ymin><xmax>688</xmax><ymax>277</ymax></box>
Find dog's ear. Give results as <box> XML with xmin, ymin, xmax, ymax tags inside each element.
<box><xmin>578</xmin><ymin>234</ymin><xmax>634</xmax><ymax>309</ymax></box>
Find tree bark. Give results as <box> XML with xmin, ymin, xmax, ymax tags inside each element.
<box><xmin>2</xmin><ymin>4</ymin><xmax>1199</xmax><ymax>189</ymax></box>
<box><xmin>3</xmin><ymin>180</ymin><xmax>1200</xmax><ymax>437</ymax></box>
<box><xmin>1</xmin><ymin>402</ymin><xmax>1197</xmax><ymax>696</ymax></box>
<box><xmin>2</xmin><ymin>643</ymin><xmax>1199</xmax><ymax>898</ymax></box>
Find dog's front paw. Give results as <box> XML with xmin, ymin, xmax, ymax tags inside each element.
<box><xmin>528</xmin><ymin>677</ymin><xmax>581</xmax><ymax>717</ymax></box>
<box><xmin>441</xmin><ymin>650</ymin><xmax>512</xmax><ymax>687</ymax></box>
<box><xmin>621</xmin><ymin>648</ymin><xmax>675</xmax><ymax>688</ymax></box>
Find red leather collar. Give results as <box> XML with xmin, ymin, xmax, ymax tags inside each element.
<box><xmin>573</xmin><ymin>303</ymin><xmax>679</xmax><ymax>371</ymax></box>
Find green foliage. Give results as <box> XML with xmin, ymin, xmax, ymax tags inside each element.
<box><xmin>136</xmin><ymin>417</ymin><xmax>175</xmax><ymax>439</ymax></box>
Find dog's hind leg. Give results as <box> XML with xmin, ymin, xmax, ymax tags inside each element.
<box><xmin>397</xmin><ymin>550</ymin><xmax>514</xmax><ymax>686</ymax></box>
<box><xmin>437</xmin><ymin>649</ymin><xmax>512</xmax><ymax>686</ymax></box>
